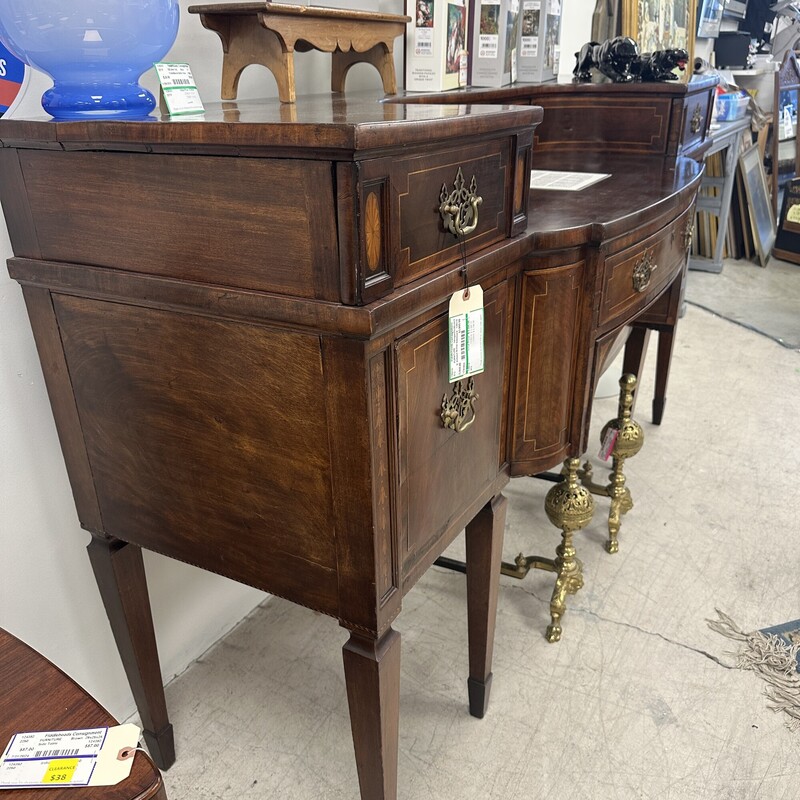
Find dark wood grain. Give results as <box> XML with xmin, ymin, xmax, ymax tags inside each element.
<box><xmin>510</xmin><ymin>261</ymin><xmax>586</xmax><ymax>476</ymax></box>
<box><xmin>85</xmin><ymin>538</ymin><xmax>174</xmax><ymax>771</ymax></box>
<box><xmin>0</xmin><ymin>628</ymin><xmax>166</xmax><ymax>800</ymax></box>
<box><xmin>342</xmin><ymin>629</ymin><xmax>401</xmax><ymax>800</ymax></box>
<box><xmin>0</xmin><ymin>95</ymin><xmax>702</xmax><ymax>800</ymax></box>
<box><xmin>390</xmin><ymin>76</ymin><xmax>717</xmax><ymax>158</ymax></box>
<box><xmin>0</xmin><ymin>94</ymin><xmax>541</xmax><ymax>155</ymax></box>
<box><xmin>57</xmin><ymin>295</ymin><xmax>341</xmax><ymax>618</ymax></box>
<box><xmin>396</xmin><ymin>283</ymin><xmax>508</xmax><ymax>579</ymax></box>
<box><xmin>465</xmin><ymin>493</ymin><xmax>507</xmax><ymax>718</ymax></box>
<box><xmin>20</xmin><ymin>286</ymin><xmax>103</xmax><ymax>532</ymax></box>
<box><xmin>18</xmin><ymin>149</ymin><xmax>339</xmax><ymax>302</ymax></box>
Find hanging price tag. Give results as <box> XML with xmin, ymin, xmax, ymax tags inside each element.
<box><xmin>0</xmin><ymin>724</ymin><xmax>140</xmax><ymax>789</ymax></box>
<box><xmin>448</xmin><ymin>285</ymin><xmax>485</xmax><ymax>383</ymax></box>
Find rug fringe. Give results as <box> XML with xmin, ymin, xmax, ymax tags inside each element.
<box><xmin>707</xmin><ymin>609</ymin><xmax>800</xmax><ymax>732</ymax></box>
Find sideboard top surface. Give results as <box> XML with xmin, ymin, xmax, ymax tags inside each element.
<box><xmin>395</xmin><ymin>74</ymin><xmax>720</xmax><ymax>105</ymax></box>
<box><xmin>0</xmin><ymin>94</ymin><xmax>542</xmax><ymax>155</ymax></box>
<box><xmin>528</xmin><ymin>151</ymin><xmax>703</xmax><ymax>247</ymax></box>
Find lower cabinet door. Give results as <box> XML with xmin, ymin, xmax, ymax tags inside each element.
<box><xmin>510</xmin><ymin>260</ymin><xmax>586</xmax><ymax>476</ymax></box>
<box><xmin>396</xmin><ymin>281</ymin><xmax>509</xmax><ymax>583</ymax></box>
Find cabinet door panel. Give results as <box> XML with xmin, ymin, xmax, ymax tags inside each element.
<box><xmin>53</xmin><ymin>294</ymin><xmax>340</xmax><ymax>615</ymax></box>
<box><xmin>396</xmin><ymin>282</ymin><xmax>508</xmax><ymax>579</ymax></box>
<box><xmin>510</xmin><ymin>262</ymin><xmax>585</xmax><ymax>475</ymax></box>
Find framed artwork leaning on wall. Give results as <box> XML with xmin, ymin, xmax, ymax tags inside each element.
<box><xmin>622</xmin><ymin>0</ymin><xmax>695</xmax><ymax>77</ymax></box>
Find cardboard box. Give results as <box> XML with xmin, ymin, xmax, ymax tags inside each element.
<box><xmin>516</xmin><ymin>0</ymin><xmax>561</xmax><ymax>83</ymax></box>
<box><xmin>406</xmin><ymin>0</ymin><xmax>469</xmax><ymax>92</ymax></box>
<box><xmin>468</xmin><ymin>0</ymin><xmax>520</xmax><ymax>88</ymax></box>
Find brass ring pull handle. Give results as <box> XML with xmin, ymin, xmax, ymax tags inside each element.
<box><xmin>439</xmin><ymin>167</ymin><xmax>483</xmax><ymax>238</ymax></box>
<box><xmin>441</xmin><ymin>377</ymin><xmax>478</xmax><ymax>433</ymax></box>
<box><xmin>632</xmin><ymin>251</ymin><xmax>657</xmax><ymax>293</ymax></box>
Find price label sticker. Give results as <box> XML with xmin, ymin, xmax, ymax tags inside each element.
<box><xmin>42</xmin><ymin>758</ymin><xmax>79</xmax><ymax>784</ymax></box>
<box><xmin>154</xmin><ymin>62</ymin><xmax>205</xmax><ymax>116</ymax></box>
<box><xmin>448</xmin><ymin>285</ymin><xmax>485</xmax><ymax>383</ymax></box>
<box><xmin>0</xmin><ymin>724</ymin><xmax>140</xmax><ymax>789</ymax></box>
<box><xmin>599</xmin><ymin>426</ymin><xmax>619</xmax><ymax>461</ymax></box>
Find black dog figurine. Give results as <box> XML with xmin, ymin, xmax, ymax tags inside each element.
<box><xmin>573</xmin><ymin>36</ymin><xmax>640</xmax><ymax>83</ymax></box>
<box><xmin>574</xmin><ymin>39</ymin><xmax>688</xmax><ymax>83</ymax></box>
<box><xmin>636</xmin><ymin>48</ymin><xmax>689</xmax><ymax>81</ymax></box>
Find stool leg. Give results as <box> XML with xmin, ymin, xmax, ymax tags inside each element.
<box><xmin>543</xmin><ymin>458</ymin><xmax>594</xmax><ymax>643</ymax></box>
<box><xmin>331</xmin><ymin>43</ymin><xmax>397</xmax><ymax>95</ymax></box>
<box><xmin>212</xmin><ymin>15</ymin><xmax>296</xmax><ymax>102</ymax></box>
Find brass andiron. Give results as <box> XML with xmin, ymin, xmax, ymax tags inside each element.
<box><xmin>579</xmin><ymin>373</ymin><xmax>644</xmax><ymax>554</ymax></box>
<box><xmin>500</xmin><ymin>457</ymin><xmax>595</xmax><ymax>642</ymax></box>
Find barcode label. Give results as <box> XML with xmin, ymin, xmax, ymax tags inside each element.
<box><xmin>34</xmin><ymin>749</ymin><xmax>80</xmax><ymax>759</ymax></box>
<box><xmin>170</xmin><ymin>77</ymin><xmax>192</xmax><ymax>86</ymax></box>
<box><xmin>448</xmin><ymin>286</ymin><xmax>485</xmax><ymax>383</ymax></box>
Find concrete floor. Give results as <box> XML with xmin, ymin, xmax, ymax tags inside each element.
<box><xmin>147</xmin><ymin>283</ymin><xmax>800</xmax><ymax>799</ymax></box>
<box><xmin>686</xmin><ymin>256</ymin><xmax>800</xmax><ymax>350</ymax></box>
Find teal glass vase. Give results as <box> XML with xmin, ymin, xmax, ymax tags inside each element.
<box><xmin>0</xmin><ymin>0</ymin><xmax>180</xmax><ymax>119</ymax></box>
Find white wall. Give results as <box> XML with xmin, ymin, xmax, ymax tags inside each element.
<box><xmin>0</xmin><ymin>0</ymin><xmax>595</xmax><ymax>723</ymax></box>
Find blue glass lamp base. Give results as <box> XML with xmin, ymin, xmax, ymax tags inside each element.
<box><xmin>42</xmin><ymin>82</ymin><xmax>157</xmax><ymax>120</ymax></box>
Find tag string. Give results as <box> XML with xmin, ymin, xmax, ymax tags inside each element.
<box><xmin>458</xmin><ymin>232</ymin><xmax>469</xmax><ymax>298</ymax></box>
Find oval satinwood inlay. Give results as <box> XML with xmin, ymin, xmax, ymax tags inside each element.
<box><xmin>365</xmin><ymin>192</ymin><xmax>381</xmax><ymax>271</ymax></box>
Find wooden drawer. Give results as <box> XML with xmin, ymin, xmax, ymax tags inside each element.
<box><xmin>16</xmin><ymin>149</ymin><xmax>340</xmax><ymax>302</ymax></box>
<box><xmin>598</xmin><ymin>206</ymin><xmax>692</xmax><ymax>330</ymax></box>
<box><xmin>680</xmin><ymin>88</ymin><xmax>713</xmax><ymax>156</ymax></box>
<box><xmin>359</xmin><ymin>138</ymin><xmax>514</xmax><ymax>300</ymax></box>
<box><xmin>396</xmin><ymin>281</ymin><xmax>509</xmax><ymax>580</ymax></box>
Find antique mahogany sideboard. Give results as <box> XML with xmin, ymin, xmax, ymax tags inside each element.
<box><xmin>393</xmin><ymin>75</ymin><xmax>718</xmax><ymax>425</ymax></box>
<box><xmin>0</xmin><ymin>95</ymin><xmax>702</xmax><ymax>800</ymax></box>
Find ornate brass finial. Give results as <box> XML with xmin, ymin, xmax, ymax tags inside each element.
<box><xmin>579</xmin><ymin>373</ymin><xmax>644</xmax><ymax>554</ymax></box>
<box><xmin>441</xmin><ymin>377</ymin><xmax>478</xmax><ymax>433</ymax></box>
<box><xmin>439</xmin><ymin>166</ymin><xmax>483</xmax><ymax>238</ymax></box>
<box><xmin>541</xmin><ymin>457</ymin><xmax>594</xmax><ymax>643</ymax></box>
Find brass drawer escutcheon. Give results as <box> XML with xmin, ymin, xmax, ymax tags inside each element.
<box><xmin>690</xmin><ymin>104</ymin><xmax>703</xmax><ymax>134</ymax></box>
<box><xmin>441</xmin><ymin>377</ymin><xmax>478</xmax><ymax>432</ymax></box>
<box><xmin>632</xmin><ymin>251</ymin><xmax>657</xmax><ymax>293</ymax></box>
<box><xmin>439</xmin><ymin>166</ymin><xmax>483</xmax><ymax>237</ymax></box>
<box><xmin>683</xmin><ymin>216</ymin><xmax>695</xmax><ymax>251</ymax></box>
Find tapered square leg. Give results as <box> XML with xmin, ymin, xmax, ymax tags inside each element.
<box><xmin>465</xmin><ymin>493</ymin><xmax>507</xmax><ymax>718</ymax></box>
<box><xmin>653</xmin><ymin>329</ymin><xmax>676</xmax><ymax>425</ymax></box>
<box><xmin>622</xmin><ymin>325</ymin><xmax>650</xmax><ymax>416</ymax></box>
<box><xmin>342</xmin><ymin>628</ymin><xmax>401</xmax><ymax>800</ymax></box>
<box><xmin>87</xmin><ymin>536</ymin><xmax>174</xmax><ymax>770</ymax></box>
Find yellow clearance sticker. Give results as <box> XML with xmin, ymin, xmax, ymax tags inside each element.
<box><xmin>42</xmin><ymin>758</ymin><xmax>79</xmax><ymax>784</ymax></box>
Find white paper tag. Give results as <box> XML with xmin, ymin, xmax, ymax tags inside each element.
<box><xmin>155</xmin><ymin>62</ymin><xmax>205</xmax><ymax>116</ymax></box>
<box><xmin>449</xmin><ymin>285</ymin><xmax>485</xmax><ymax>383</ymax></box>
<box><xmin>0</xmin><ymin>724</ymin><xmax>140</xmax><ymax>789</ymax></box>
<box><xmin>599</xmin><ymin>427</ymin><xmax>619</xmax><ymax>461</ymax></box>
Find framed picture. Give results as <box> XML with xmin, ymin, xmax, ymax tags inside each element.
<box><xmin>739</xmin><ymin>145</ymin><xmax>776</xmax><ymax>267</ymax></box>
<box><xmin>622</xmin><ymin>0</ymin><xmax>695</xmax><ymax>78</ymax></box>
<box><xmin>696</xmin><ymin>0</ymin><xmax>724</xmax><ymax>38</ymax></box>
<box><xmin>772</xmin><ymin>177</ymin><xmax>800</xmax><ymax>264</ymax></box>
